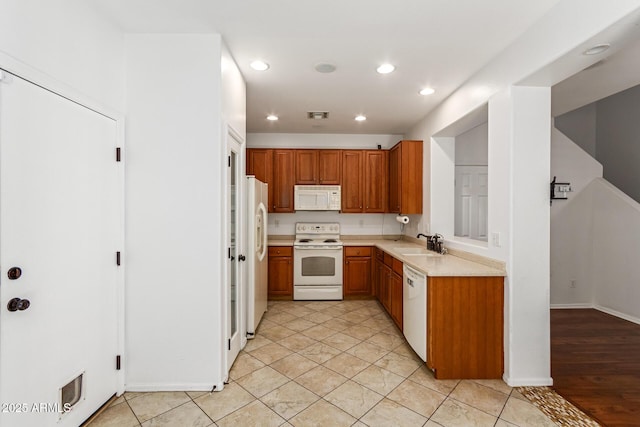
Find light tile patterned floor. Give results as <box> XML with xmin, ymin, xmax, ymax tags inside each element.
<box><xmin>89</xmin><ymin>300</ymin><xmax>560</xmax><ymax>427</ymax></box>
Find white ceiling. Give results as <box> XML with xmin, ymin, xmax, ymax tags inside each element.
<box><xmin>91</xmin><ymin>0</ymin><xmax>562</xmax><ymax>134</ymax></box>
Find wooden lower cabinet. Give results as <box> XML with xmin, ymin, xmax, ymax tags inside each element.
<box><xmin>376</xmin><ymin>260</ymin><xmax>389</xmax><ymax>311</ymax></box>
<box><xmin>427</xmin><ymin>276</ymin><xmax>504</xmax><ymax>379</ymax></box>
<box><xmin>389</xmin><ymin>271</ymin><xmax>403</xmax><ymax>330</ymax></box>
<box><xmin>343</xmin><ymin>246</ymin><xmax>372</xmax><ymax>297</ymax></box>
<box><xmin>268</xmin><ymin>246</ymin><xmax>293</xmax><ymax>299</ymax></box>
<box><xmin>374</xmin><ymin>250</ymin><xmax>402</xmax><ymax>330</ymax></box>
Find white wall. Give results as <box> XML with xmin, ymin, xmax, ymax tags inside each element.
<box><xmin>222</xmin><ymin>44</ymin><xmax>247</xmax><ymax>140</ymax></box>
<box><xmin>554</xmin><ymin>104</ymin><xmax>597</xmax><ymax>158</ymax></box>
<box><xmin>125</xmin><ymin>34</ymin><xmax>225</xmax><ymax>390</ymax></box>
<box><xmin>455</xmin><ymin>123</ymin><xmax>488</xmax><ymax>166</ymax></box>
<box><xmin>507</xmin><ymin>87</ymin><xmax>551</xmax><ymax>385</ymax></box>
<box><xmin>404</xmin><ymin>0</ymin><xmax>640</xmax><ymax>386</ymax></box>
<box><xmin>248</xmin><ymin>133</ymin><xmax>401</xmax><ymax>150</ymax></box>
<box><xmin>550</xmin><ymin>128</ymin><xmax>602</xmax><ymax>306</ymax></box>
<box><xmin>592</xmin><ymin>179</ymin><xmax>640</xmax><ymax>323</ymax></box>
<box><xmin>0</xmin><ymin>0</ymin><xmax>124</xmax><ymax>111</ymax></box>
<box><xmin>248</xmin><ymin>133</ymin><xmax>407</xmax><ymax>236</ymax></box>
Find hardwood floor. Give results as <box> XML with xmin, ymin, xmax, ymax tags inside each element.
<box><xmin>551</xmin><ymin>309</ymin><xmax>640</xmax><ymax>426</ymax></box>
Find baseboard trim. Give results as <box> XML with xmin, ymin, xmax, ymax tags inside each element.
<box><xmin>503</xmin><ymin>375</ymin><xmax>553</xmax><ymax>387</ymax></box>
<box><xmin>125</xmin><ymin>383</ymin><xmax>216</xmax><ymax>392</ymax></box>
<box><xmin>550</xmin><ymin>303</ymin><xmax>593</xmax><ymax>309</ymax></box>
<box><xmin>550</xmin><ymin>303</ymin><xmax>640</xmax><ymax>325</ymax></box>
<box><xmin>594</xmin><ymin>305</ymin><xmax>640</xmax><ymax>326</ymax></box>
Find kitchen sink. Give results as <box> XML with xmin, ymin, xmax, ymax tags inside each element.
<box><xmin>392</xmin><ymin>247</ymin><xmax>441</xmax><ymax>256</ymax></box>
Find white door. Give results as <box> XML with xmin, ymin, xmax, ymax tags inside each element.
<box><xmin>0</xmin><ymin>71</ymin><xmax>121</xmax><ymax>426</ymax></box>
<box><xmin>455</xmin><ymin>165</ymin><xmax>488</xmax><ymax>241</ymax></box>
<box><xmin>226</xmin><ymin>128</ymin><xmax>244</xmax><ymax>372</ymax></box>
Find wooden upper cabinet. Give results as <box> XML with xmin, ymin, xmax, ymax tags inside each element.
<box><xmin>318</xmin><ymin>150</ymin><xmax>341</xmax><ymax>184</ymax></box>
<box><xmin>247</xmin><ymin>148</ymin><xmax>274</xmax><ymax>213</ymax></box>
<box><xmin>295</xmin><ymin>149</ymin><xmax>341</xmax><ymax>185</ymax></box>
<box><xmin>364</xmin><ymin>150</ymin><xmax>388</xmax><ymax>213</ymax></box>
<box><xmin>341</xmin><ymin>150</ymin><xmax>364</xmax><ymax>213</ymax></box>
<box><xmin>295</xmin><ymin>150</ymin><xmax>318</xmax><ymax>185</ymax></box>
<box><xmin>272</xmin><ymin>149</ymin><xmax>295</xmax><ymax>212</ymax></box>
<box><xmin>389</xmin><ymin>140</ymin><xmax>422</xmax><ymax>214</ymax></box>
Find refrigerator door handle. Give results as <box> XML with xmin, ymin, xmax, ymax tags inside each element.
<box><xmin>256</xmin><ymin>202</ymin><xmax>268</xmax><ymax>262</ymax></box>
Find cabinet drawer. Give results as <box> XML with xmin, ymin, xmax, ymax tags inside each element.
<box><xmin>392</xmin><ymin>258</ymin><xmax>403</xmax><ymax>276</ymax></box>
<box><xmin>345</xmin><ymin>246</ymin><xmax>372</xmax><ymax>257</ymax></box>
<box><xmin>269</xmin><ymin>246</ymin><xmax>292</xmax><ymax>257</ymax></box>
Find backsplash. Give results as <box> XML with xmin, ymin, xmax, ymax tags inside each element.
<box><xmin>268</xmin><ymin>212</ymin><xmax>417</xmax><ymax>236</ymax></box>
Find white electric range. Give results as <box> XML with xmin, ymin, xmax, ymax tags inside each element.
<box><xmin>293</xmin><ymin>222</ymin><xmax>343</xmax><ymax>300</ymax></box>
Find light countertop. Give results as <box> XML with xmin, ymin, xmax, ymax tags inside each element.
<box><xmin>268</xmin><ymin>236</ymin><xmax>506</xmax><ymax>277</ymax></box>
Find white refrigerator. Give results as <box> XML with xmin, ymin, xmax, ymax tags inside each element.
<box><xmin>246</xmin><ymin>176</ymin><xmax>268</xmax><ymax>338</ymax></box>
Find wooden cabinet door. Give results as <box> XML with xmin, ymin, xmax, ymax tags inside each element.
<box><xmin>295</xmin><ymin>150</ymin><xmax>318</xmax><ymax>185</ymax></box>
<box><xmin>427</xmin><ymin>276</ymin><xmax>504</xmax><ymax>379</ymax></box>
<box><xmin>341</xmin><ymin>150</ymin><xmax>364</xmax><ymax>213</ymax></box>
<box><xmin>388</xmin><ymin>144</ymin><xmax>401</xmax><ymax>213</ymax></box>
<box><xmin>247</xmin><ymin>149</ymin><xmax>274</xmax><ymax>213</ymax></box>
<box><xmin>364</xmin><ymin>150</ymin><xmax>388</xmax><ymax>213</ymax></box>
<box><xmin>389</xmin><ymin>140</ymin><xmax>423</xmax><ymax>214</ymax></box>
<box><xmin>390</xmin><ymin>272</ymin><xmax>403</xmax><ymax>330</ymax></box>
<box><xmin>343</xmin><ymin>248</ymin><xmax>372</xmax><ymax>297</ymax></box>
<box><xmin>379</xmin><ymin>263</ymin><xmax>391</xmax><ymax>312</ymax></box>
<box><xmin>272</xmin><ymin>149</ymin><xmax>295</xmax><ymax>212</ymax></box>
<box><xmin>268</xmin><ymin>254</ymin><xmax>293</xmax><ymax>298</ymax></box>
<box><xmin>318</xmin><ymin>150</ymin><xmax>341</xmax><ymax>184</ymax></box>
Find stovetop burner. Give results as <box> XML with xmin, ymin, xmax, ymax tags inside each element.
<box><xmin>299</xmin><ymin>238</ymin><xmax>312</xmax><ymax>243</ymax></box>
<box><xmin>324</xmin><ymin>239</ymin><xmax>337</xmax><ymax>243</ymax></box>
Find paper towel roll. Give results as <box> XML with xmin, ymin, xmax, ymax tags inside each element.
<box><xmin>395</xmin><ymin>215</ymin><xmax>410</xmax><ymax>224</ymax></box>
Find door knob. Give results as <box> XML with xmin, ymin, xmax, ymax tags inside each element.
<box><xmin>238</xmin><ymin>255</ymin><xmax>246</xmax><ymax>261</ymax></box>
<box><xmin>7</xmin><ymin>298</ymin><xmax>30</xmax><ymax>312</ymax></box>
<box><xmin>7</xmin><ymin>267</ymin><xmax>22</xmax><ymax>280</ymax></box>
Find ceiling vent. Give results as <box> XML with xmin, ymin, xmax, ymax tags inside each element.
<box><xmin>307</xmin><ymin>111</ymin><xmax>329</xmax><ymax>120</ymax></box>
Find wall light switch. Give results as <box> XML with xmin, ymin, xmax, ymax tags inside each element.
<box><xmin>492</xmin><ymin>232</ymin><xmax>501</xmax><ymax>247</ymax></box>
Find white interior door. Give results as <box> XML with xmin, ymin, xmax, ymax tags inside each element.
<box><xmin>455</xmin><ymin>165</ymin><xmax>488</xmax><ymax>241</ymax></box>
<box><xmin>0</xmin><ymin>71</ymin><xmax>121</xmax><ymax>426</ymax></box>
<box><xmin>226</xmin><ymin>128</ymin><xmax>244</xmax><ymax>372</ymax></box>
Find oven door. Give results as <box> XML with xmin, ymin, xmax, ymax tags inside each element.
<box><xmin>294</xmin><ymin>246</ymin><xmax>343</xmax><ymax>286</ymax></box>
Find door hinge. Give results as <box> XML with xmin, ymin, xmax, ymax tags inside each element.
<box><xmin>116</xmin><ymin>251</ymin><xmax>121</xmax><ymax>266</ymax></box>
<box><xmin>116</xmin><ymin>355</ymin><xmax>121</xmax><ymax>370</ymax></box>
<box><xmin>228</xmin><ymin>156</ymin><xmax>231</xmax><ymax>167</ymax></box>
<box><xmin>228</xmin><ymin>247</ymin><xmax>231</xmax><ymax>259</ymax></box>
<box><xmin>116</xmin><ymin>147</ymin><xmax>122</xmax><ymax>162</ymax></box>
<box><xmin>227</xmin><ymin>339</ymin><xmax>231</xmax><ymax>351</ymax></box>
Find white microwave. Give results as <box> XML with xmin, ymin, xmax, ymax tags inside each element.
<box><xmin>294</xmin><ymin>185</ymin><xmax>341</xmax><ymax>211</ymax></box>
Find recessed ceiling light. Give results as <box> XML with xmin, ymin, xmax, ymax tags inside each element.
<box><xmin>583</xmin><ymin>43</ymin><xmax>610</xmax><ymax>55</ymax></box>
<box><xmin>250</xmin><ymin>60</ymin><xmax>270</xmax><ymax>71</ymax></box>
<box><xmin>419</xmin><ymin>87</ymin><xmax>435</xmax><ymax>96</ymax></box>
<box><xmin>266</xmin><ymin>115</ymin><xmax>278</xmax><ymax>121</ymax></box>
<box><xmin>355</xmin><ymin>115</ymin><xmax>367</xmax><ymax>122</ymax></box>
<box><xmin>376</xmin><ymin>63</ymin><xmax>395</xmax><ymax>74</ymax></box>
<box><xmin>315</xmin><ymin>63</ymin><xmax>336</xmax><ymax>73</ymax></box>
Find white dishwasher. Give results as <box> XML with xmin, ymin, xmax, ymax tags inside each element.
<box><xmin>403</xmin><ymin>265</ymin><xmax>427</xmax><ymax>362</ymax></box>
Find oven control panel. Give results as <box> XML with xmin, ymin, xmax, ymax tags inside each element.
<box><xmin>296</xmin><ymin>223</ymin><xmax>340</xmax><ymax>234</ymax></box>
